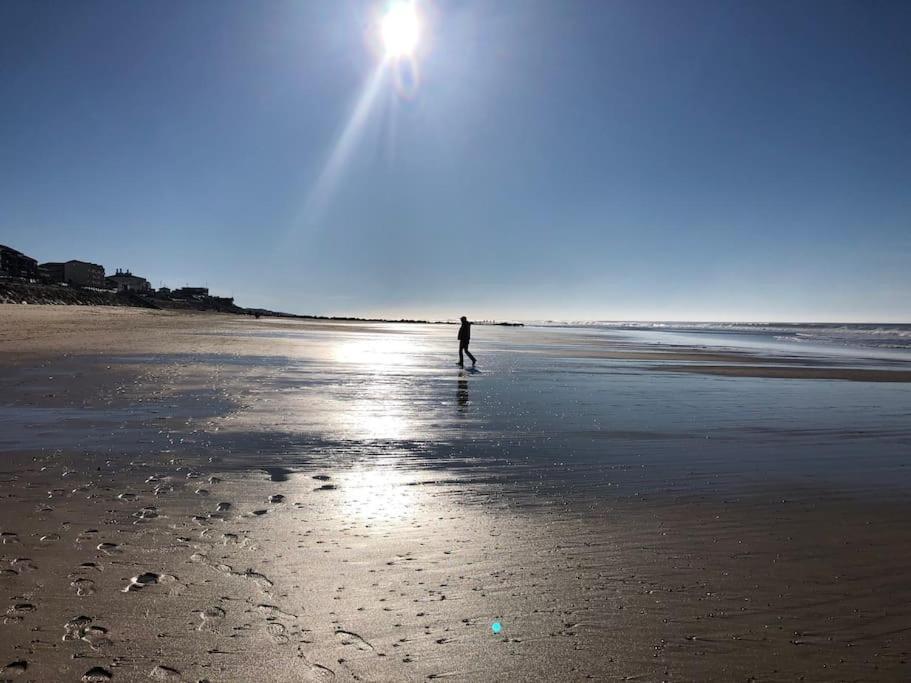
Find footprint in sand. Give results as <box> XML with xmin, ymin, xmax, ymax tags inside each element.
<box><xmin>149</xmin><ymin>664</ymin><xmax>182</xmax><ymax>679</ymax></box>
<box><xmin>10</xmin><ymin>558</ymin><xmax>36</xmax><ymax>572</ymax></box>
<box><xmin>75</xmin><ymin>529</ymin><xmax>100</xmax><ymax>543</ymax></box>
<box><xmin>266</xmin><ymin>621</ymin><xmax>290</xmax><ymax>644</ymax></box>
<box><xmin>2</xmin><ymin>660</ymin><xmax>28</xmax><ymax>678</ymax></box>
<box><xmin>70</xmin><ymin>577</ymin><xmax>96</xmax><ymax>596</ymax></box>
<box><xmin>4</xmin><ymin>603</ymin><xmax>36</xmax><ymax>624</ymax></box>
<box><xmin>255</xmin><ymin>604</ymin><xmax>298</xmax><ymax>619</ymax></box>
<box><xmin>297</xmin><ymin>659</ymin><xmax>335</xmax><ymax>682</ymax></box>
<box><xmin>132</xmin><ymin>506</ymin><xmax>159</xmax><ymax>522</ymax></box>
<box><xmin>63</xmin><ymin>615</ymin><xmax>94</xmax><ymax>641</ymax></box>
<box><xmin>197</xmin><ymin>605</ymin><xmax>226</xmax><ymax>632</ymax></box>
<box><xmin>242</xmin><ymin>569</ymin><xmax>273</xmax><ymax>590</ymax></box>
<box><xmin>211</xmin><ymin>563</ymin><xmax>273</xmax><ymax>591</ymax></box>
<box><xmin>81</xmin><ymin>666</ymin><xmax>113</xmax><ymax>681</ymax></box>
<box><xmin>335</xmin><ymin>629</ymin><xmax>376</xmax><ymax>653</ymax></box>
<box><xmin>82</xmin><ymin>625</ymin><xmax>112</xmax><ymax>649</ymax></box>
<box><xmin>123</xmin><ymin>572</ymin><xmax>164</xmax><ymax>592</ymax></box>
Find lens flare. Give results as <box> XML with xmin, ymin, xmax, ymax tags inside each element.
<box><xmin>381</xmin><ymin>2</ymin><xmax>419</xmax><ymax>58</ymax></box>
<box><xmin>293</xmin><ymin>2</ymin><xmax>424</xmax><ymax>229</ymax></box>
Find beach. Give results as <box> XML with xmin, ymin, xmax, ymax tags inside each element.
<box><xmin>2</xmin><ymin>305</ymin><xmax>910</xmax><ymax>681</ymax></box>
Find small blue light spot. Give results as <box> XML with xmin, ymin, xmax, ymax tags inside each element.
<box><xmin>491</xmin><ymin>621</ymin><xmax>502</xmax><ymax>634</ymax></box>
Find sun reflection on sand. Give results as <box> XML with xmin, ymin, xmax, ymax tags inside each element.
<box><xmin>330</xmin><ymin>333</ymin><xmax>429</xmax><ymax>440</ymax></box>
<box><xmin>341</xmin><ymin>401</ymin><xmax>412</xmax><ymax>441</ymax></box>
<box><xmin>214</xmin><ymin>325</ymin><xmax>459</xmax><ymax>442</ymax></box>
<box><xmin>333</xmin><ymin>334</ymin><xmax>421</xmax><ymax>368</ymax></box>
<box><xmin>340</xmin><ymin>467</ymin><xmax>414</xmax><ymax>521</ymax></box>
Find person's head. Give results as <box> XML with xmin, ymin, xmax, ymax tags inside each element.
<box><xmin>460</xmin><ymin>316</ymin><xmax>467</xmax><ymax>323</ymax></box>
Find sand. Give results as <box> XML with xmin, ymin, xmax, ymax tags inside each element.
<box><xmin>658</xmin><ymin>363</ymin><xmax>911</xmax><ymax>382</ymax></box>
<box><xmin>1</xmin><ymin>305</ymin><xmax>910</xmax><ymax>681</ymax></box>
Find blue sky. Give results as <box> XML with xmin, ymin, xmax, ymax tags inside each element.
<box><xmin>2</xmin><ymin>0</ymin><xmax>909</xmax><ymax>321</ymax></box>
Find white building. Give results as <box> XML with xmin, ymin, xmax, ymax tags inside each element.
<box><xmin>106</xmin><ymin>269</ymin><xmax>151</xmax><ymax>293</ymax></box>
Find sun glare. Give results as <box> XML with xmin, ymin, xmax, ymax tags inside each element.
<box><xmin>381</xmin><ymin>2</ymin><xmax>419</xmax><ymax>58</ymax></box>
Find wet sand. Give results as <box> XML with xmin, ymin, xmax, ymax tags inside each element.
<box><xmin>658</xmin><ymin>364</ymin><xmax>911</xmax><ymax>382</ymax></box>
<box><xmin>2</xmin><ymin>306</ymin><xmax>911</xmax><ymax>681</ymax></box>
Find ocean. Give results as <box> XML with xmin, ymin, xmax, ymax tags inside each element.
<box><xmin>529</xmin><ymin>321</ymin><xmax>911</xmax><ymax>359</ymax></box>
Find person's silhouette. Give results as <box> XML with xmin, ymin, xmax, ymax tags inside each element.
<box><xmin>457</xmin><ymin>316</ymin><xmax>476</xmax><ymax>367</ymax></box>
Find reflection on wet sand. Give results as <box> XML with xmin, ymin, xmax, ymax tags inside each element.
<box><xmin>339</xmin><ymin>467</ymin><xmax>415</xmax><ymax>521</ymax></box>
<box><xmin>457</xmin><ymin>374</ymin><xmax>469</xmax><ymax>411</ymax></box>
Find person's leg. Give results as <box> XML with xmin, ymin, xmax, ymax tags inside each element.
<box><xmin>465</xmin><ymin>345</ymin><xmax>476</xmax><ymax>365</ymax></box>
<box><xmin>458</xmin><ymin>344</ymin><xmax>464</xmax><ymax>366</ymax></box>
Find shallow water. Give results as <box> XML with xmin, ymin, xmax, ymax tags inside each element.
<box><xmin>536</xmin><ymin>320</ymin><xmax>911</xmax><ymax>356</ymax></box>
<box><xmin>2</xmin><ymin>321</ymin><xmax>909</xmax><ymax>501</ymax></box>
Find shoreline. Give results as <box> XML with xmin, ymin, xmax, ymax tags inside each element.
<box><xmin>2</xmin><ymin>305</ymin><xmax>908</xmax><ymax>377</ymax></box>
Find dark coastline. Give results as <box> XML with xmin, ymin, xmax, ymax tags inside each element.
<box><xmin>0</xmin><ymin>279</ymin><xmax>523</xmax><ymax>326</ymax></box>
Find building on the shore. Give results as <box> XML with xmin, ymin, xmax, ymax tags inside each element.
<box><xmin>40</xmin><ymin>260</ymin><xmax>106</xmax><ymax>288</ymax></box>
<box><xmin>38</xmin><ymin>262</ymin><xmax>65</xmax><ymax>283</ymax></box>
<box><xmin>106</xmin><ymin>269</ymin><xmax>151</xmax><ymax>293</ymax></box>
<box><xmin>157</xmin><ymin>286</ymin><xmax>171</xmax><ymax>297</ymax></box>
<box><xmin>0</xmin><ymin>245</ymin><xmax>39</xmax><ymax>280</ymax></box>
<box><xmin>172</xmin><ymin>286</ymin><xmax>209</xmax><ymax>299</ymax></box>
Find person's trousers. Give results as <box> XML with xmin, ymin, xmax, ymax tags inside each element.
<box><xmin>459</xmin><ymin>342</ymin><xmax>476</xmax><ymax>365</ymax></box>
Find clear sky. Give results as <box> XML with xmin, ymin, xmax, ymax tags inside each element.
<box><xmin>2</xmin><ymin>0</ymin><xmax>909</xmax><ymax>321</ymax></box>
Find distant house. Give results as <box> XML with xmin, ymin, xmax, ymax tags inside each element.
<box><xmin>172</xmin><ymin>286</ymin><xmax>209</xmax><ymax>299</ymax></box>
<box><xmin>39</xmin><ymin>260</ymin><xmax>105</xmax><ymax>288</ymax></box>
<box><xmin>157</xmin><ymin>286</ymin><xmax>171</xmax><ymax>297</ymax></box>
<box><xmin>0</xmin><ymin>245</ymin><xmax>38</xmax><ymax>280</ymax></box>
<box><xmin>39</xmin><ymin>262</ymin><xmax>66</xmax><ymax>283</ymax></box>
<box><xmin>106</xmin><ymin>269</ymin><xmax>151</xmax><ymax>293</ymax></box>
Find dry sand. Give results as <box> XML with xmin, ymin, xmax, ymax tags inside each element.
<box><xmin>1</xmin><ymin>306</ymin><xmax>910</xmax><ymax>681</ymax></box>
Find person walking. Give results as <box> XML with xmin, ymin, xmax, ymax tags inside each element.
<box><xmin>457</xmin><ymin>316</ymin><xmax>476</xmax><ymax>367</ymax></box>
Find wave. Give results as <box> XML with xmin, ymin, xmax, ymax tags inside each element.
<box><xmin>528</xmin><ymin>321</ymin><xmax>911</xmax><ymax>352</ymax></box>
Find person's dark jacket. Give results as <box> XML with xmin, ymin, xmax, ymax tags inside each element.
<box><xmin>458</xmin><ymin>321</ymin><xmax>471</xmax><ymax>343</ymax></box>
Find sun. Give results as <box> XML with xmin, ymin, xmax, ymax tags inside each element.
<box><xmin>381</xmin><ymin>2</ymin><xmax>420</xmax><ymax>58</ymax></box>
